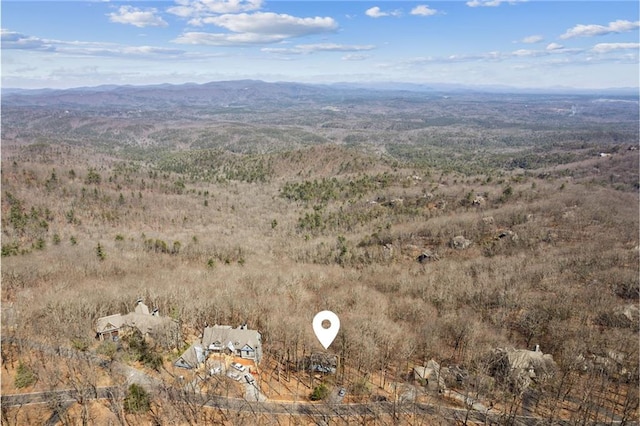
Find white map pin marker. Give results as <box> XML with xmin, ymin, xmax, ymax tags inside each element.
<box><xmin>313</xmin><ymin>310</ymin><xmax>340</xmax><ymax>350</ymax></box>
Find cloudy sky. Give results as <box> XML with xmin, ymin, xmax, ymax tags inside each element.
<box><xmin>2</xmin><ymin>0</ymin><xmax>639</xmax><ymax>89</ymax></box>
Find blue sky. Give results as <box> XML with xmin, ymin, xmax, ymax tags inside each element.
<box><xmin>2</xmin><ymin>1</ymin><xmax>638</xmax><ymax>89</ymax></box>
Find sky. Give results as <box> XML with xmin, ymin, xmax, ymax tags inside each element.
<box><xmin>1</xmin><ymin>0</ymin><xmax>639</xmax><ymax>89</ymax></box>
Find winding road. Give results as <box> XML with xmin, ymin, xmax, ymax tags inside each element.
<box><xmin>0</xmin><ymin>387</ymin><xmax>544</xmax><ymax>425</ymax></box>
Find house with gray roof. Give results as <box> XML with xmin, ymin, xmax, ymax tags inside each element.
<box><xmin>174</xmin><ymin>344</ymin><xmax>205</xmax><ymax>369</ymax></box>
<box><xmin>174</xmin><ymin>324</ymin><xmax>262</xmax><ymax>369</ymax></box>
<box><xmin>202</xmin><ymin>325</ymin><xmax>262</xmax><ymax>364</ymax></box>
<box><xmin>96</xmin><ymin>314</ymin><xmax>126</xmax><ymax>341</ymax></box>
<box><xmin>96</xmin><ymin>300</ymin><xmax>179</xmax><ymax>348</ymax></box>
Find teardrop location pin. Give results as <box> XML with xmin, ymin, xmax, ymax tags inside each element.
<box><xmin>312</xmin><ymin>310</ymin><xmax>340</xmax><ymax>350</ymax></box>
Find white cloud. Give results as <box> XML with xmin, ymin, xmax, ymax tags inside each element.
<box><xmin>511</xmin><ymin>49</ymin><xmax>544</xmax><ymax>57</ymax></box>
<box><xmin>365</xmin><ymin>6</ymin><xmax>402</xmax><ymax>18</ymax></box>
<box><xmin>119</xmin><ymin>46</ymin><xmax>185</xmax><ymax>55</ymax></box>
<box><xmin>521</xmin><ymin>35</ymin><xmax>543</xmax><ymax>44</ymax></box>
<box><xmin>1</xmin><ymin>30</ymin><xmax>52</xmax><ymax>50</ymax></box>
<box><xmin>1</xmin><ymin>29</ymin><xmax>188</xmax><ymax>58</ymax></box>
<box><xmin>75</xmin><ymin>45</ymin><xmax>187</xmax><ymax>57</ymax></box>
<box><xmin>378</xmin><ymin>45</ymin><xmax>601</xmax><ymax>70</ymax></box>
<box><xmin>375</xmin><ymin>41</ymin><xmax>639</xmax><ymax>84</ymax></box>
<box><xmin>262</xmin><ymin>43</ymin><xmax>375</xmax><ymax>55</ymax></box>
<box><xmin>173</xmin><ymin>12</ymin><xmax>337</xmax><ymax>45</ymax></box>
<box><xmin>365</xmin><ymin>7</ymin><xmax>385</xmax><ymax>18</ymax></box>
<box><xmin>167</xmin><ymin>0</ymin><xmax>263</xmax><ymax>18</ymax></box>
<box><xmin>466</xmin><ymin>0</ymin><xmax>526</xmax><ymax>7</ymax></box>
<box><xmin>296</xmin><ymin>43</ymin><xmax>375</xmax><ymax>52</ymax></box>
<box><xmin>342</xmin><ymin>54</ymin><xmax>370</xmax><ymax>61</ymax></box>
<box><xmin>411</xmin><ymin>5</ymin><xmax>438</xmax><ymax>17</ymax></box>
<box><xmin>174</xmin><ymin>31</ymin><xmax>284</xmax><ymax>45</ymax></box>
<box><xmin>591</xmin><ymin>42</ymin><xmax>640</xmax><ymax>53</ymax></box>
<box><xmin>108</xmin><ymin>6</ymin><xmax>168</xmax><ymax>28</ymax></box>
<box><xmin>560</xmin><ymin>20</ymin><xmax>640</xmax><ymax>39</ymax></box>
<box><xmin>260</xmin><ymin>47</ymin><xmax>299</xmax><ymax>55</ymax></box>
<box><xmin>546</xmin><ymin>42</ymin><xmax>563</xmax><ymax>51</ymax></box>
<box><xmin>199</xmin><ymin>12</ymin><xmax>337</xmax><ymax>36</ymax></box>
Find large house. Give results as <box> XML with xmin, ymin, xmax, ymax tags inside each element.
<box><xmin>203</xmin><ymin>325</ymin><xmax>262</xmax><ymax>363</ymax></box>
<box><xmin>175</xmin><ymin>324</ymin><xmax>262</xmax><ymax>369</ymax></box>
<box><xmin>96</xmin><ymin>299</ymin><xmax>179</xmax><ymax>348</ymax></box>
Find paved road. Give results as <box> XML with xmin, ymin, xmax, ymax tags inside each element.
<box><xmin>0</xmin><ymin>389</ymin><xmax>485</xmax><ymax>423</ymax></box>
<box><xmin>4</xmin><ymin>387</ymin><xmax>639</xmax><ymax>425</ymax></box>
<box><xmin>1</xmin><ymin>388</ymin><xmax>117</xmax><ymax>406</ymax></box>
<box><xmin>0</xmin><ymin>388</ymin><xmax>584</xmax><ymax>425</ymax></box>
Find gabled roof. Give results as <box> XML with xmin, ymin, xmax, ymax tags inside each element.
<box><xmin>96</xmin><ymin>314</ymin><xmax>125</xmax><ymax>333</ymax></box>
<box><xmin>121</xmin><ymin>312</ymin><xmax>170</xmax><ymax>335</ymax></box>
<box><xmin>202</xmin><ymin>325</ymin><xmax>261</xmax><ymax>352</ymax></box>
<box><xmin>95</xmin><ymin>301</ymin><xmax>175</xmax><ymax>336</ymax></box>
<box><xmin>175</xmin><ymin>343</ymin><xmax>201</xmax><ymax>369</ymax></box>
<box><xmin>134</xmin><ymin>302</ymin><xmax>150</xmax><ymax>315</ymax></box>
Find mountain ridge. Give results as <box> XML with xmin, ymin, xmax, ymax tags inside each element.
<box><xmin>3</xmin><ymin>79</ymin><xmax>637</xmax><ymax>102</ymax></box>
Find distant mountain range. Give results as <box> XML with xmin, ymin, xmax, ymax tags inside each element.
<box><xmin>2</xmin><ymin>79</ymin><xmax>637</xmax><ymax>110</ymax></box>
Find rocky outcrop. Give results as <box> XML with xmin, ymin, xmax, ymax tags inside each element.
<box><xmin>450</xmin><ymin>236</ymin><xmax>472</xmax><ymax>250</ymax></box>
<box><xmin>487</xmin><ymin>347</ymin><xmax>557</xmax><ymax>393</ymax></box>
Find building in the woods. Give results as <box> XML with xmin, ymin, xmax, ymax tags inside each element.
<box><xmin>95</xmin><ymin>299</ymin><xmax>180</xmax><ymax>348</ymax></box>
<box><xmin>175</xmin><ymin>324</ymin><xmax>262</xmax><ymax>369</ymax></box>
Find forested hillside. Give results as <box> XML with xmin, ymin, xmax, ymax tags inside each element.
<box><xmin>2</xmin><ymin>82</ymin><xmax>638</xmax><ymax>425</ymax></box>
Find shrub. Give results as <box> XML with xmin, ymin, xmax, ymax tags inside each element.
<box><xmin>34</xmin><ymin>238</ymin><xmax>46</xmax><ymax>250</ymax></box>
<box><xmin>96</xmin><ymin>341</ymin><xmax>118</xmax><ymax>361</ymax></box>
<box><xmin>96</xmin><ymin>243</ymin><xmax>106</xmax><ymax>261</ymax></box>
<box><xmin>71</xmin><ymin>338</ymin><xmax>90</xmax><ymax>352</ymax></box>
<box><xmin>65</xmin><ymin>210</ymin><xmax>76</xmax><ymax>224</ymax></box>
<box><xmin>85</xmin><ymin>168</ymin><xmax>101</xmax><ymax>185</ymax></box>
<box><xmin>350</xmin><ymin>378</ymin><xmax>370</xmax><ymax>396</ymax></box>
<box><xmin>2</xmin><ymin>242</ymin><xmax>20</xmax><ymax>257</ymax></box>
<box><xmin>124</xmin><ymin>330</ymin><xmax>163</xmax><ymax>371</ymax></box>
<box><xmin>15</xmin><ymin>362</ymin><xmax>37</xmax><ymax>389</ymax></box>
<box><xmin>613</xmin><ymin>280</ymin><xmax>640</xmax><ymax>301</ymax></box>
<box><xmin>310</xmin><ymin>383</ymin><xmax>329</xmax><ymax>401</ymax></box>
<box><xmin>171</xmin><ymin>241</ymin><xmax>181</xmax><ymax>255</ymax></box>
<box><xmin>500</xmin><ymin>185</ymin><xmax>513</xmax><ymax>202</ymax></box>
<box><xmin>124</xmin><ymin>384</ymin><xmax>151</xmax><ymax>414</ymax></box>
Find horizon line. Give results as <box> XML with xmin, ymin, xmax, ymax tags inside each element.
<box><xmin>3</xmin><ymin>79</ymin><xmax>639</xmax><ymax>94</ymax></box>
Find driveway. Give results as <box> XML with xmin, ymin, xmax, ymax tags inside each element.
<box><xmin>243</xmin><ymin>375</ymin><xmax>267</xmax><ymax>402</ymax></box>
